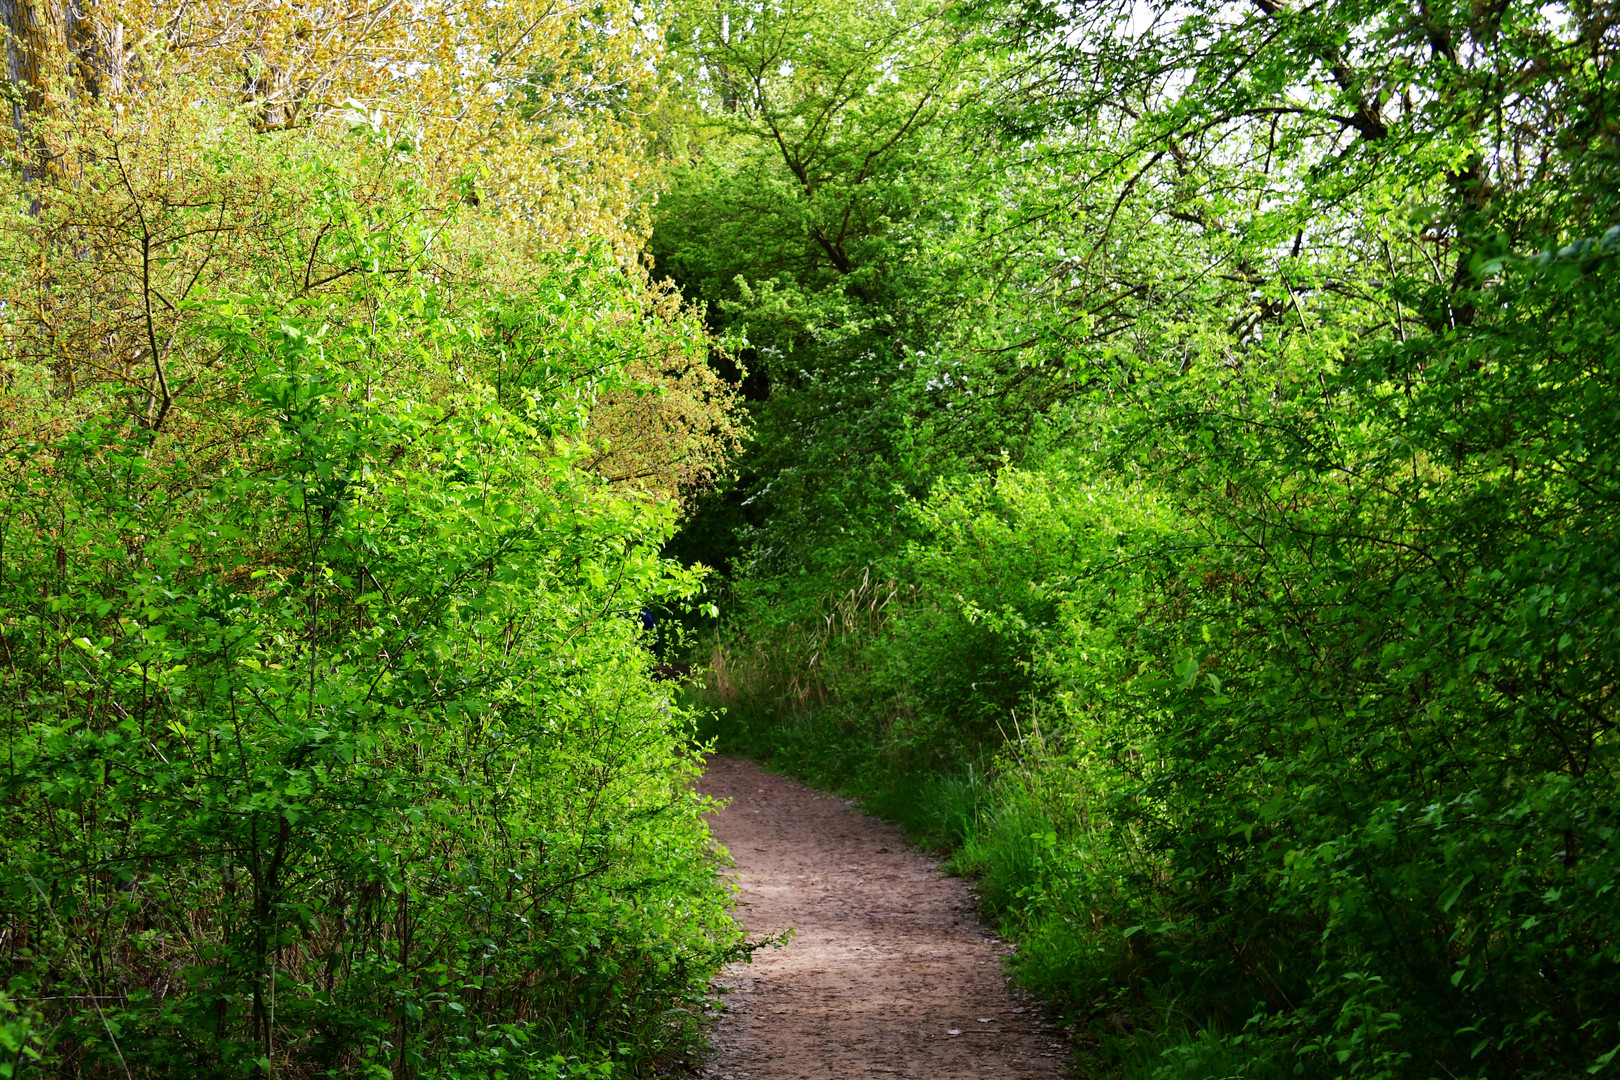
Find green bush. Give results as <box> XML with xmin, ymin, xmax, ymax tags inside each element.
<box><xmin>698</xmin><ymin>231</ymin><xmax>1620</xmax><ymax>1080</ymax></box>
<box><xmin>663</xmin><ymin>0</ymin><xmax>1620</xmax><ymax>1073</ymax></box>
<box><xmin>0</xmin><ymin>125</ymin><xmax>741</xmax><ymax>1078</ymax></box>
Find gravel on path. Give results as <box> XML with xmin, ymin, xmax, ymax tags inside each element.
<box><xmin>696</xmin><ymin>755</ymin><xmax>1068</xmax><ymax>1079</ymax></box>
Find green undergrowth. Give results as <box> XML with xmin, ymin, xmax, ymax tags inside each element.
<box><xmin>658</xmin><ymin>0</ymin><xmax>1620</xmax><ymax>1074</ymax></box>
<box><xmin>0</xmin><ymin>127</ymin><xmax>745</xmax><ymax>1078</ymax></box>
<box><xmin>679</xmin><ymin>236</ymin><xmax>1620</xmax><ymax>1078</ymax></box>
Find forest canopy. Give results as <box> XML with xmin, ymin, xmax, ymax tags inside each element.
<box><xmin>0</xmin><ymin>0</ymin><xmax>1615</xmax><ymax>1074</ymax></box>
<box><xmin>663</xmin><ymin>0</ymin><xmax>1620</xmax><ymax>1077</ymax></box>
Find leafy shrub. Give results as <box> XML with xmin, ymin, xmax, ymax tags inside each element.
<box><xmin>658</xmin><ymin>0</ymin><xmax>1620</xmax><ymax>1073</ymax></box>
<box><xmin>0</xmin><ymin>108</ymin><xmax>742</xmax><ymax>1078</ymax></box>
<box><xmin>698</xmin><ymin>237</ymin><xmax>1620</xmax><ymax>1078</ymax></box>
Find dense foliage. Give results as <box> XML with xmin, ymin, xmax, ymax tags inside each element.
<box><xmin>0</xmin><ymin>2</ymin><xmax>745</xmax><ymax>1075</ymax></box>
<box><xmin>663</xmin><ymin>0</ymin><xmax>1620</xmax><ymax>1076</ymax></box>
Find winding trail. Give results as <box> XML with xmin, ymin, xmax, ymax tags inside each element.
<box><xmin>697</xmin><ymin>756</ymin><xmax>1068</xmax><ymax>1079</ymax></box>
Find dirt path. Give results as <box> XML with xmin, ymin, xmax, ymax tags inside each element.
<box><xmin>696</xmin><ymin>756</ymin><xmax>1068</xmax><ymax>1079</ymax></box>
